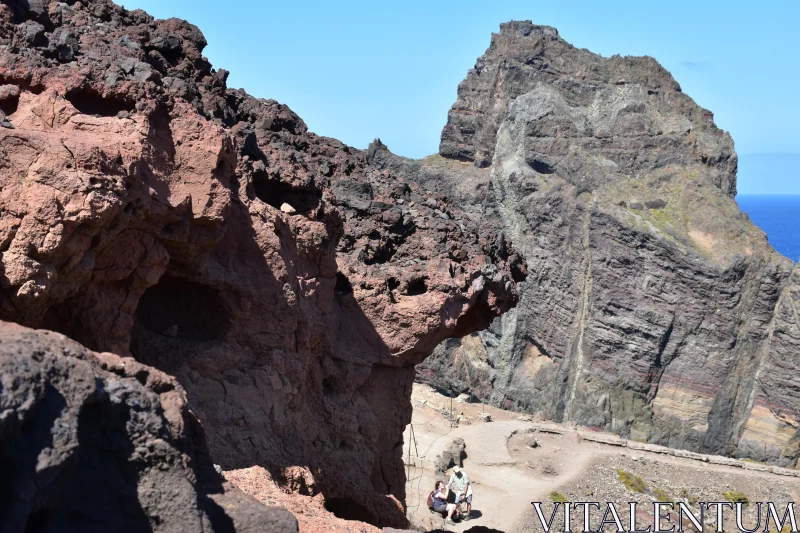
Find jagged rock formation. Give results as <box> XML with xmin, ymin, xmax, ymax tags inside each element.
<box><xmin>382</xmin><ymin>22</ymin><xmax>800</xmax><ymax>466</ymax></box>
<box><xmin>0</xmin><ymin>0</ymin><xmax>520</xmax><ymax>528</ymax></box>
<box><xmin>0</xmin><ymin>321</ymin><xmax>297</xmax><ymax>533</ymax></box>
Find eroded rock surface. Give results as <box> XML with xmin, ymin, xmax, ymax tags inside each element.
<box><xmin>0</xmin><ymin>0</ymin><xmax>519</xmax><ymax>527</ymax></box>
<box><xmin>225</xmin><ymin>465</ymin><xmax>383</xmax><ymax>533</ymax></box>
<box><xmin>393</xmin><ymin>22</ymin><xmax>800</xmax><ymax>466</ymax></box>
<box><xmin>0</xmin><ymin>321</ymin><xmax>297</xmax><ymax>533</ymax></box>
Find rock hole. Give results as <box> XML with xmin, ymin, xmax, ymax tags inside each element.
<box><xmin>324</xmin><ymin>498</ymin><xmax>377</xmax><ymax>524</ymax></box>
<box><xmin>451</xmin><ymin>300</ymin><xmax>493</xmax><ymax>338</ymax></box>
<box><xmin>252</xmin><ymin>175</ymin><xmax>320</xmax><ymax>213</ymax></box>
<box><xmin>334</xmin><ymin>272</ymin><xmax>353</xmax><ymax>295</ymax></box>
<box><xmin>510</xmin><ymin>256</ymin><xmax>527</xmax><ymax>283</ymax></box>
<box><xmin>0</xmin><ymin>93</ymin><xmax>20</xmax><ymax>117</ymax></box>
<box><xmin>530</xmin><ymin>159</ymin><xmax>555</xmax><ymax>175</ymax></box>
<box><xmin>405</xmin><ymin>277</ymin><xmax>428</xmax><ymax>296</ymax></box>
<box><xmin>361</xmin><ymin>222</ymin><xmax>415</xmax><ymax>266</ymax></box>
<box><xmin>362</xmin><ymin>241</ymin><xmax>397</xmax><ymax>265</ymax></box>
<box><xmin>386</xmin><ymin>277</ymin><xmax>400</xmax><ymax>303</ymax></box>
<box><xmin>322</xmin><ymin>376</ymin><xmax>336</xmax><ymax>396</ymax></box>
<box><xmin>65</xmin><ymin>87</ymin><xmax>134</xmax><ymax>117</ymax></box>
<box><xmin>133</xmin><ymin>276</ymin><xmax>229</xmax><ymax>342</ymax></box>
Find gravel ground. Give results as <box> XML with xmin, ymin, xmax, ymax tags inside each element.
<box><xmin>409</xmin><ymin>384</ymin><xmax>800</xmax><ymax>533</ymax></box>
<box><xmin>513</xmin><ymin>452</ymin><xmax>800</xmax><ymax>533</ymax></box>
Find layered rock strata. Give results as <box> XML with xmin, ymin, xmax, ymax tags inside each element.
<box><xmin>403</xmin><ymin>22</ymin><xmax>800</xmax><ymax>465</ymax></box>
<box><xmin>0</xmin><ymin>1</ymin><xmax>520</xmax><ymax>527</ymax></box>
<box><xmin>0</xmin><ymin>321</ymin><xmax>298</xmax><ymax>533</ymax></box>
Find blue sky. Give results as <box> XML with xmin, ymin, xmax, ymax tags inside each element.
<box><xmin>119</xmin><ymin>0</ymin><xmax>800</xmax><ymax>194</ymax></box>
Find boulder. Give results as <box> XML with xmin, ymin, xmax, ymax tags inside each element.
<box><xmin>435</xmin><ymin>438</ymin><xmax>467</xmax><ymax>473</ymax></box>
<box><xmin>0</xmin><ymin>321</ymin><xmax>297</xmax><ymax>533</ymax></box>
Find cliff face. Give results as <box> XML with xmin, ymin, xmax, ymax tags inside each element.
<box><xmin>0</xmin><ymin>1</ymin><xmax>520</xmax><ymax>528</ymax></box>
<box><xmin>412</xmin><ymin>22</ymin><xmax>800</xmax><ymax>465</ymax></box>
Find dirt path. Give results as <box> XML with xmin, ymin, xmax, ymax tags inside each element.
<box><xmin>403</xmin><ymin>386</ymin><xmax>605</xmax><ymax>532</ymax></box>
<box><xmin>404</xmin><ymin>384</ymin><xmax>800</xmax><ymax>533</ymax></box>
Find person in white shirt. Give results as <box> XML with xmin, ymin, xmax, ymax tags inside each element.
<box><xmin>448</xmin><ymin>466</ymin><xmax>472</xmax><ymax>520</ymax></box>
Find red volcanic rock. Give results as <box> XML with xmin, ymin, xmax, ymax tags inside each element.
<box><xmin>0</xmin><ymin>0</ymin><xmax>521</xmax><ymax>528</ymax></box>
<box><xmin>226</xmin><ymin>466</ymin><xmax>382</xmax><ymax>533</ymax></box>
<box><xmin>0</xmin><ymin>321</ymin><xmax>298</xmax><ymax>533</ymax></box>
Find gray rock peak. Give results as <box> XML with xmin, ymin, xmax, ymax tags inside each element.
<box><xmin>439</xmin><ymin>19</ymin><xmax>736</xmax><ymax>193</ymax></box>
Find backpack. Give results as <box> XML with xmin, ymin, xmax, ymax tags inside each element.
<box><xmin>426</xmin><ymin>490</ymin><xmax>435</xmax><ymax>509</ymax></box>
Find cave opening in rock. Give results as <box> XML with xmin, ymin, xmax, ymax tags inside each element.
<box><xmin>0</xmin><ymin>93</ymin><xmax>19</xmax><ymax>117</ymax></box>
<box><xmin>451</xmin><ymin>300</ymin><xmax>493</xmax><ymax>338</ymax></box>
<box><xmin>252</xmin><ymin>174</ymin><xmax>321</xmax><ymax>213</ymax></box>
<box><xmin>334</xmin><ymin>272</ymin><xmax>353</xmax><ymax>295</ymax></box>
<box><xmin>405</xmin><ymin>277</ymin><xmax>428</xmax><ymax>296</ymax></box>
<box><xmin>529</xmin><ymin>159</ymin><xmax>555</xmax><ymax>175</ymax></box>
<box><xmin>65</xmin><ymin>87</ymin><xmax>135</xmax><ymax>117</ymax></box>
<box><xmin>133</xmin><ymin>275</ymin><xmax>230</xmax><ymax>342</ymax></box>
<box><xmin>323</xmin><ymin>498</ymin><xmax>377</xmax><ymax>524</ymax></box>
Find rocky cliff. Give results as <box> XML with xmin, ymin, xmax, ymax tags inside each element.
<box><xmin>394</xmin><ymin>21</ymin><xmax>800</xmax><ymax>466</ymax></box>
<box><xmin>0</xmin><ymin>1</ymin><xmax>520</xmax><ymax>529</ymax></box>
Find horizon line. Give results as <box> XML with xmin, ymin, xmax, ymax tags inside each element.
<box><xmin>739</xmin><ymin>152</ymin><xmax>800</xmax><ymax>156</ymax></box>
<box><xmin>736</xmin><ymin>193</ymin><xmax>800</xmax><ymax>196</ymax></box>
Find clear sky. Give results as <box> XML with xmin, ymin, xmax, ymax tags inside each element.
<box><xmin>119</xmin><ymin>0</ymin><xmax>800</xmax><ymax>194</ymax></box>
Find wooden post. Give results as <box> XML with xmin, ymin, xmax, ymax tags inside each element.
<box><xmin>406</xmin><ymin>424</ymin><xmax>411</xmax><ymax>481</ymax></box>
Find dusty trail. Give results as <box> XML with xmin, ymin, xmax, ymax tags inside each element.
<box><xmin>404</xmin><ymin>384</ymin><xmax>800</xmax><ymax>533</ymax></box>
<box><xmin>403</xmin><ymin>385</ymin><xmax>608</xmax><ymax>532</ymax></box>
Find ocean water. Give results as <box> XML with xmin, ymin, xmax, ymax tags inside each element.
<box><xmin>736</xmin><ymin>195</ymin><xmax>800</xmax><ymax>263</ymax></box>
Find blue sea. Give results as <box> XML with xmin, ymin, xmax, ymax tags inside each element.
<box><xmin>736</xmin><ymin>195</ymin><xmax>800</xmax><ymax>263</ymax></box>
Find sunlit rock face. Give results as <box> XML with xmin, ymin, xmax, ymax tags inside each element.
<box><xmin>406</xmin><ymin>21</ymin><xmax>800</xmax><ymax>466</ymax></box>
<box><xmin>0</xmin><ymin>1</ymin><xmax>520</xmax><ymax>528</ymax></box>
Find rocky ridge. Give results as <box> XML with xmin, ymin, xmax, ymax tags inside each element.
<box><xmin>0</xmin><ymin>0</ymin><xmax>520</xmax><ymax>529</ymax></box>
<box><xmin>394</xmin><ymin>22</ymin><xmax>800</xmax><ymax>466</ymax></box>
